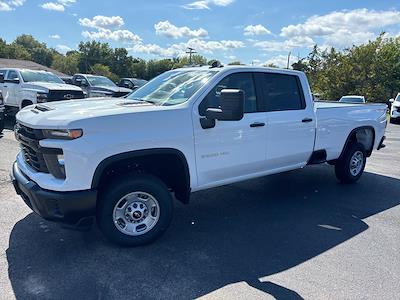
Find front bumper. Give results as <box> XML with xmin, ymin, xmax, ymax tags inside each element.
<box><xmin>11</xmin><ymin>162</ymin><xmax>97</xmax><ymax>229</ymax></box>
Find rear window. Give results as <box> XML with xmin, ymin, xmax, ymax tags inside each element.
<box><xmin>262</xmin><ymin>73</ymin><xmax>305</xmax><ymax>111</ymax></box>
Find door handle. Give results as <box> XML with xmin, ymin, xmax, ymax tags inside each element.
<box><xmin>302</xmin><ymin>118</ymin><xmax>313</xmax><ymax>123</ymax></box>
<box><xmin>250</xmin><ymin>122</ymin><xmax>265</xmax><ymax>128</ymax></box>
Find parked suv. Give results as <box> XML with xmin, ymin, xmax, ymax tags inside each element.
<box><xmin>390</xmin><ymin>93</ymin><xmax>400</xmax><ymax>123</ymax></box>
<box><xmin>0</xmin><ymin>68</ymin><xmax>85</xmax><ymax>114</ymax></box>
<box><xmin>72</xmin><ymin>74</ymin><xmax>132</xmax><ymax>98</ymax></box>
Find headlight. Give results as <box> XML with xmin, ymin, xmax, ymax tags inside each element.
<box><xmin>90</xmin><ymin>91</ymin><xmax>113</xmax><ymax>98</ymax></box>
<box><xmin>37</xmin><ymin>92</ymin><xmax>48</xmax><ymax>103</ymax></box>
<box><xmin>42</xmin><ymin>129</ymin><xmax>83</xmax><ymax>140</ymax></box>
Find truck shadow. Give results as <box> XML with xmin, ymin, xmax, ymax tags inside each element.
<box><xmin>6</xmin><ymin>165</ymin><xmax>400</xmax><ymax>299</ymax></box>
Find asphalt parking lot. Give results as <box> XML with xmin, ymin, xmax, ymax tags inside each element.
<box><xmin>0</xmin><ymin>119</ymin><xmax>399</xmax><ymax>300</ymax></box>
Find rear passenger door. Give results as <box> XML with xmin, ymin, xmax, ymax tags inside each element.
<box><xmin>261</xmin><ymin>72</ymin><xmax>315</xmax><ymax>170</ymax></box>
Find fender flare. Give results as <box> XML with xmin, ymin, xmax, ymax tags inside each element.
<box><xmin>339</xmin><ymin>126</ymin><xmax>375</xmax><ymax>159</ymax></box>
<box><xmin>91</xmin><ymin>148</ymin><xmax>191</xmax><ymax>199</ymax></box>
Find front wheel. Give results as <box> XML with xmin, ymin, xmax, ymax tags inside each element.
<box><xmin>97</xmin><ymin>174</ymin><xmax>173</xmax><ymax>246</ymax></box>
<box><xmin>335</xmin><ymin>142</ymin><xmax>366</xmax><ymax>184</ymax></box>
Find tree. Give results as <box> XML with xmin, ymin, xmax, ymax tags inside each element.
<box><xmin>52</xmin><ymin>51</ymin><xmax>80</xmax><ymax>75</ymax></box>
<box><xmin>228</xmin><ymin>61</ymin><xmax>242</xmax><ymax>65</ymax></box>
<box><xmin>90</xmin><ymin>63</ymin><xmax>118</xmax><ymax>82</ymax></box>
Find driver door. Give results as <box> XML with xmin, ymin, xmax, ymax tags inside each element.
<box><xmin>4</xmin><ymin>70</ymin><xmax>20</xmax><ymax>107</ymax></box>
<box><xmin>193</xmin><ymin>72</ymin><xmax>268</xmax><ymax>188</ymax></box>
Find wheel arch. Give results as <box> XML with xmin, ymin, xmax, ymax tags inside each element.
<box><xmin>339</xmin><ymin>126</ymin><xmax>375</xmax><ymax>158</ymax></box>
<box><xmin>20</xmin><ymin>99</ymin><xmax>33</xmax><ymax>109</ymax></box>
<box><xmin>92</xmin><ymin>148</ymin><xmax>191</xmax><ymax>203</ymax></box>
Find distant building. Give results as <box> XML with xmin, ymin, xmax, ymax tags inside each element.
<box><xmin>0</xmin><ymin>58</ymin><xmax>66</xmax><ymax>77</ymax></box>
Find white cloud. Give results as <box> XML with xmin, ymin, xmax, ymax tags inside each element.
<box><xmin>49</xmin><ymin>34</ymin><xmax>61</xmax><ymax>39</ymax></box>
<box><xmin>131</xmin><ymin>38</ymin><xmax>244</xmax><ymax>57</ymax></box>
<box><xmin>280</xmin><ymin>9</ymin><xmax>400</xmax><ymax>48</ymax></box>
<box><xmin>41</xmin><ymin>2</ymin><xmax>65</xmax><ymax>11</ymax></box>
<box><xmin>0</xmin><ymin>0</ymin><xmax>25</xmax><ymax>11</ymax></box>
<box><xmin>183</xmin><ymin>0</ymin><xmax>234</xmax><ymax>10</ymax></box>
<box><xmin>244</xmin><ymin>24</ymin><xmax>271</xmax><ymax>36</ymax></box>
<box><xmin>264</xmin><ymin>54</ymin><xmax>299</xmax><ymax>68</ymax></box>
<box><xmin>56</xmin><ymin>44</ymin><xmax>72</xmax><ymax>53</ymax></box>
<box><xmin>79</xmin><ymin>15</ymin><xmax>124</xmax><ymax>29</ymax></box>
<box><xmin>0</xmin><ymin>2</ymin><xmax>12</xmax><ymax>11</ymax></box>
<box><xmin>254</xmin><ymin>36</ymin><xmax>314</xmax><ymax>52</ymax></box>
<box><xmin>40</xmin><ymin>0</ymin><xmax>75</xmax><ymax>12</ymax></box>
<box><xmin>154</xmin><ymin>20</ymin><xmax>208</xmax><ymax>39</ymax></box>
<box><xmin>82</xmin><ymin>28</ymin><xmax>141</xmax><ymax>43</ymax></box>
<box><xmin>57</xmin><ymin>0</ymin><xmax>75</xmax><ymax>5</ymax></box>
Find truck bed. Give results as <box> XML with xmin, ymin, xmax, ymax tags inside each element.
<box><xmin>314</xmin><ymin>101</ymin><xmax>387</xmax><ymax>160</ymax></box>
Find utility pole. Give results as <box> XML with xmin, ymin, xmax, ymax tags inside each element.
<box><xmin>286</xmin><ymin>51</ymin><xmax>291</xmax><ymax>69</ymax></box>
<box><xmin>186</xmin><ymin>47</ymin><xmax>197</xmax><ymax>65</ymax></box>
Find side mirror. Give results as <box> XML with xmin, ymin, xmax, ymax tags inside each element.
<box><xmin>389</xmin><ymin>98</ymin><xmax>394</xmax><ymax>103</ymax></box>
<box><xmin>205</xmin><ymin>89</ymin><xmax>244</xmax><ymax>121</ymax></box>
<box><xmin>0</xmin><ymin>73</ymin><xmax>4</xmax><ymax>83</ymax></box>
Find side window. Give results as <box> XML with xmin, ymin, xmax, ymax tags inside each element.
<box><xmin>6</xmin><ymin>70</ymin><xmax>19</xmax><ymax>81</ymax></box>
<box><xmin>124</xmin><ymin>80</ymin><xmax>133</xmax><ymax>89</ymax></box>
<box><xmin>263</xmin><ymin>73</ymin><xmax>305</xmax><ymax>111</ymax></box>
<box><xmin>199</xmin><ymin>72</ymin><xmax>258</xmax><ymax>116</ymax></box>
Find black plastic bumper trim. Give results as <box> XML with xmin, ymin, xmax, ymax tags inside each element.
<box><xmin>11</xmin><ymin>162</ymin><xmax>97</xmax><ymax>229</ymax></box>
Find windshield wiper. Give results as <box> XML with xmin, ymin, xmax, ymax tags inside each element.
<box><xmin>130</xmin><ymin>98</ymin><xmax>158</xmax><ymax>105</ymax></box>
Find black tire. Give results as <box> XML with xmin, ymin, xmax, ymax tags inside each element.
<box><xmin>97</xmin><ymin>174</ymin><xmax>173</xmax><ymax>246</ymax></box>
<box><xmin>335</xmin><ymin>142</ymin><xmax>366</xmax><ymax>184</ymax></box>
<box><xmin>21</xmin><ymin>101</ymin><xmax>33</xmax><ymax>109</ymax></box>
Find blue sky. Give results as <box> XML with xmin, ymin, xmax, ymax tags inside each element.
<box><xmin>1</xmin><ymin>0</ymin><xmax>400</xmax><ymax>66</ymax></box>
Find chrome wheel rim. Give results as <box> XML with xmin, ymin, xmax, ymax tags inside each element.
<box><xmin>350</xmin><ymin>151</ymin><xmax>364</xmax><ymax>176</ymax></box>
<box><xmin>113</xmin><ymin>191</ymin><xmax>160</xmax><ymax>236</ymax></box>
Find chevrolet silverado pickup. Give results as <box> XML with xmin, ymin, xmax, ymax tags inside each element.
<box><xmin>11</xmin><ymin>66</ymin><xmax>387</xmax><ymax>246</ymax></box>
<box><xmin>0</xmin><ymin>68</ymin><xmax>85</xmax><ymax>114</ymax></box>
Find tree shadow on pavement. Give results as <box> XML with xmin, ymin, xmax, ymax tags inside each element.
<box><xmin>6</xmin><ymin>165</ymin><xmax>400</xmax><ymax>299</ymax></box>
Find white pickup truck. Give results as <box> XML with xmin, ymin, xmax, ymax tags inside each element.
<box><xmin>11</xmin><ymin>66</ymin><xmax>387</xmax><ymax>246</ymax></box>
<box><xmin>0</xmin><ymin>68</ymin><xmax>84</xmax><ymax>114</ymax></box>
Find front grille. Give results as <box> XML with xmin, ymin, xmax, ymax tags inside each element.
<box><xmin>114</xmin><ymin>91</ymin><xmax>130</xmax><ymax>98</ymax></box>
<box><xmin>47</xmin><ymin>90</ymin><xmax>85</xmax><ymax>101</ymax></box>
<box><xmin>15</xmin><ymin>124</ymin><xmax>49</xmax><ymax>173</ymax></box>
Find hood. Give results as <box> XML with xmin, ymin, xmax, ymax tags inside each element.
<box><xmin>23</xmin><ymin>82</ymin><xmax>83</xmax><ymax>92</ymax></box>
<box><xmin>16</xmin><ymin>98</ymin><xmax>166</xmax><ymax>128</ymax></box>
<box><xmin>91</xmin><ymin>85</ymin><xmax>132</xmax><ymax>93</ymax></box>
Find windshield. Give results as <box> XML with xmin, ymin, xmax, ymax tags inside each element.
<box><xmin>127</xmin><ymin>69</ymin><xmax>217</xmax><ymax>106</ymax></box>
<box><xmin>395</xmin><ymin>93</ymin><xmax>400</xmax><ymax>102</ymax></box>
<box><xmin>340</xmin><ymin>97</ymin><xmax>364</xmax><ymax>103</ymax></box>
<box><xmin>20</xmin><ymin>70</ymin><xmax>64</xmax><ymax>84</ymax></box>
<box><xmin>87</xmin><ymin>76</ymin><xmax>116</xmax><ymax>87</ymax></box>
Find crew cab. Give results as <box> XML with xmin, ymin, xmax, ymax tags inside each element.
<box><xmin>71</xmin><ymin>74</ymin><xmax>132</xmax><ymax>98</ymax></box>
<box><xmin>0</xmin><ymin>69</ymin><xmax>85</xmax><ymax>114</ymax></box>
<box><xmin>11</xmin><ymin>66</ymin><xmax>387</xmax><ymax>246</ymax></box>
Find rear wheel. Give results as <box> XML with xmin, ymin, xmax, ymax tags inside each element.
<box><xmin>335</xmin><ymin>142</ymin><xmax>366</xmax><ymax>184</ymax></box>
<box><xmin>97</xmin><ymin>174</ymin><xmax>173</xmax><ymax>246</ymax></box>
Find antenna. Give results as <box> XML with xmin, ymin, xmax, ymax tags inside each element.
<box><xmin>186</xmin><ymin>47</ymin><xmax>197</xmax><ymax>65</ymax></box>
<box><xmin>286</xmin><ymin>51</ymin><xmax>291</xmax><ymax>69</ymax></box>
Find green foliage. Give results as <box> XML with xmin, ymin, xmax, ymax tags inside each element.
<box><xmin>90</xmin><ymin>64</ymin><xmax>119</xmax><ymax>82</ymax></box>
<box><xmin>228</xmin><ymin>61</ymin><xmax>242</xmax><ymax>65</ymax></box>
<box><xmin>292</xmin><ymin>34</ymin><xmax>400</xmax><ymax>102</ymax></box>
